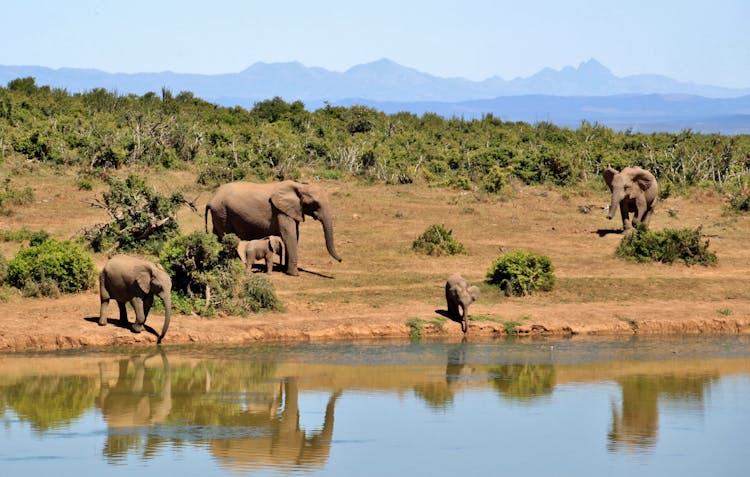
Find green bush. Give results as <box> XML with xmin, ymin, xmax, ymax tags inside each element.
<box><xmin>7</xmin><ymin>239</ymin><xmax>95</xmax><ymax>296</ymax></box>
<box><xmin>412</xmin><ymin>224</ymin><xmax>465</xmax><ymax>256</ymax></box>
<box><xmin>486</xmin><ymin>250</ymin><xmax>556</xmax><ymax>296</ymax></box>
<box><xmin>207</xmin><ymin>261</ymin><xmax>283</xmax><ymax>315</ymax></box>
<box><xmin>615</xmin><ymin>226</ymin><xmax>717</xmax><ymax>265</ymax></box>
<box><xmin>481</xmin><ymin>165</ymin><xmax>511</xmax><ymax>194</ymax></box>
<box><xmin>159</xmin><ymin>231</ymin><xmax>223</xmax><ymax>296</ymax></box>
<box><xmin>160</xmin><ymin>232</ymin><xmax>280</xmax><ymax>315</ymax></box>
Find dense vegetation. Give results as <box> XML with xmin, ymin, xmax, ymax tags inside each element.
<box><xmin>159</xmin><ymin>232</ymin><xmax>281</xmax><ymax>316</ymax></box>
<box><xmin>1</xmin><ymin>77</ymin><xmax>749</xmax><ymax>195</ymax></box>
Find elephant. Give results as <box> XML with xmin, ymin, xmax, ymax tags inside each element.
<box><xmin>239</xmin><ymin>236</ymin><xmax>284</xmax><ymax>273</ymax></box>
<box><xmin>97</xmin><ymin>352</ymin><xmax>172</xmax><ymax>460</ymax></box>
<box><xmin>445</xmin><ymin>274</ymin><xmax>480</xmax><ymax>333</ymax></box>
<box><xmin>98</xmin><ymin>255</ymin><xmax>172</xmax><ymax>344</ymax></box>
<box><xmin>603</xmin><ymin>166</ymin><xmax>658</xmax><ymax>231</ymax></box>
<box><xmin>205</xmin><ymin>180</ymin><xmax>342</xmax><ymax>276</ymax></box>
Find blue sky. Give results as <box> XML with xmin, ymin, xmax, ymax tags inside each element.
<box><xmin>3</xmin><ymin>0</ymin><xmax>749</xmax><ymax>88</ymax></box>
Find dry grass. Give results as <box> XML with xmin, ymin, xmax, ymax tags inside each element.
<box><xmin>2</xmin><ymin>164</ymin><xmax>750</xmax><ymax>322</ymax></box>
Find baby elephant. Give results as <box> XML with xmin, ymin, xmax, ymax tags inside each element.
<box><xmin>445</xmin><ymin>274</ymin><xmax>480</xmax><ymax>333</ymax></box>
<box><xmin>99</xmin><ymin>255</ymin><xmax>172</xmax><ymax>344</ymax></box>
<box><xmin>239</xmin><ymin>236</ymin><xmax>284</xmax><ymax>273</ymax></box>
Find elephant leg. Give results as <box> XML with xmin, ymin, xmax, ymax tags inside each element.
<box><xmin>99</xmin><ymin>299</ymin><xmax>109</xmax><ymax>326</ymax></box>
<box><xmin>632</xmin><ymin>195</ymin><xmax>648</xmax><ymax>227</ymax></box>
<box><xmin>143</xmin><ymin>294</ymin><xmax>154</xmax><ymax>321</ymax></box>
<box><xmin>279</xmin><ymin>216</ymin><xmax>299</xmax><ymax>276</ymax></box>
<box><xmin>264</xmin><ymin>251</ymin><xmax>273</xmax><ymax>273</ymax></box>
<box><xmin>131</xmin><ymin>297</ymin><xmax>145</xmax><ymax>333</ymax></box>
<box><xmin>117</xmin><ymin>302</ymin><xmax>129</xmax><ymax>325</ymax></box>
<box><xmin>620</xmin><ymin>201</ymin><xmax>631</xmax><ymax>230</ymax></box>
<box><xmin>641</xmin><ymin>206</ymin><xmax>654</xmax><ymax>226</ymax></box>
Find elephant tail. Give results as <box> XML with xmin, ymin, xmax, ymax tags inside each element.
<box><xmin>204</xmin><ymin>205</ymin><xmax>211</xmax><ymax>233</ymax></box>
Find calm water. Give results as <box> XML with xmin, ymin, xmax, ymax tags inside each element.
<box><xmin>1</xmin><ymin>336</ymin><xmax>749</xmax><ymax>476</ymax></box>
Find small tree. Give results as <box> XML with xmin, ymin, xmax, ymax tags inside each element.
<box><xmin>84</xmin><ymin>174</ymin><xmax>192</xmax><ymax>252</ymax></box>
<box><xmin>486</xmin><ymin>250</ymin><xmax>555</xmax><ymax>296</ymax></box>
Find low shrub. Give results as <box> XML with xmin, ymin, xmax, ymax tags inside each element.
<box><xmin>727</xmin><ymin>187</ymin><xmax>750</xmax><ymax>213</ymax></box>
<box><xmin>486</xmin><ymin>250</ymin><xmax>555</xmax><ymax>296</ymax></box>
<box><xmin>207</xmin><ymin>261</ymin><xmax>283</xmax><ymax>315</ymax></box>
<box><xmin>0</xmin><ymin>228</ymin><xmax>50</xmax><ymax>244</ymax></box>
<box><xmin>412</xmin><ymin>224</ymin><xmax>465</xmax><ymax>256</ymax></box>
<box><xmin>6</xmin><ymin>239</ymin><xmax>95</xmax><ymax>296</ymax></box>
<box><xmin>160</xmin><ymin>232</ymin><xmax>281</xmax><ymax>315</ymax></box>
<box><xmin>615</xmin><ymin>226</ymin><xmax>717</xmax><ymax>265</ymax></box>
<box><xmin>0</xmin><ymin>177</ymin><xmax>34</xmax><ymax>214</ymax></box>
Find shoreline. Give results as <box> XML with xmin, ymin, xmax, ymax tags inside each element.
<box><xmin>2</xmin><ymin>292</ymin><xmax>749</xmax><ymax>353</ymax></box>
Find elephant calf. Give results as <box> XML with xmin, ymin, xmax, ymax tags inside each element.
<box><xmin>239</xmin><ymin>236</ymin><xmax>284</xmax><ymax>273</ymax></box>
<box><xmin>445</xmin><ymin>274</ymin><xmax>480</xmax><ymax>333</ymax></box>
<box><xmin>99</xmin><ymin>255</ymin><xmax>172</xmax><ymax>344</ymax></box>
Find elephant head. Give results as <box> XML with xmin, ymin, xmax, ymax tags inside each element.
<box><xmin>139</xmin><ymin>264</ymin><xmax>172</xmax><ymax>344</ymax></box>
<box><xmin>603</xmin><ymin>166</ymin><xmax>658</xmax><ymax>230</ymax></box>
<box><xmin>270</xmin><ymin>182</ymin><xmax>342</xmax><ymax>263</ymax></box>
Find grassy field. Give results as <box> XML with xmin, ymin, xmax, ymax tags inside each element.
<box><xmin>1</xmin><ymin>162</ymin><xmax>750</xmax><ymax>345</ymax></box>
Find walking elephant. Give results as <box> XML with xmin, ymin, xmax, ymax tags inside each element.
<box><xmin>205</xmin><ymin>180</ymin><xmax>342</xmax><ymax>276</ymax></box>
<box><xmin>445</xmin><ymin>274</ymin><xmax>480</xmax><ymax>333</ymax></box>
<box><xmin>603</xmin><ymin>166</ymin><xmax>658</xmax><ymax>231</ymax></box>
<box><xmin>98</xmin><ymin>255</ymin><xmax>171</xmax><ymax>344</ymax></box>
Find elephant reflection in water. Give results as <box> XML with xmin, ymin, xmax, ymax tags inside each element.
<box><xmin>209</xmin><ymin>378</ymin><xmax>342</xmax><ymax>472</ymax></box>
<box><xmin>608</xmin><ymin>373</ymin><xmax>717</xmax><ymax>452</ymax></box>
<box><xmin>97</xmin><ymin>351</ymin><xmax>171</xmax><ymax>460</ymax></box>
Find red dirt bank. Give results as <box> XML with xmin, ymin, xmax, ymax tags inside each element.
<box><xmin>1</xmin><ymin>291</ymin><xmax>748</xmax><ymax>352</ymax></box>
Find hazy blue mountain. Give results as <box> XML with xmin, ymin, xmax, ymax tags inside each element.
<box><xmin>2</xmin><ymin>58</ymin><xmax>749</xmax><ymax>103</ymax></box>
<box><xmin>2</xmin><ymin>59</ymin><xmax>750</xmax><ymax>133</ymax></box>
<box><xmin>323</xmin><ymin>94</ymin><xmax>750</xmax><ymax>134</ymax></box>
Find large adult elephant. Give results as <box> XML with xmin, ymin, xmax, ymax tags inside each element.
<box><xmin>98</xmin><ymin>255</ymin><xmax>171</xmax><ymax>344</ymax></box>
<box><xmin>205</xmin><ymin>180</ymin><xmax>342</xmax><ymax>276</ymax></box>
<box><xmin>603</xmin><ymin>166</ymin><xmax>658</xmax><ymax>231</ymax></box>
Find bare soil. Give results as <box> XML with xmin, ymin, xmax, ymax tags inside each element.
<box><xmin>1</xmin><ymin>167</ymin><xmax>749</xmax><ymax>352</ymax></box>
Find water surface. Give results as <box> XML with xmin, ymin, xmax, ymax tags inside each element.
<box><xmin>1</xmin><ymin>336</ymin><xmax>748</xmax><ymax>476</ymax></box>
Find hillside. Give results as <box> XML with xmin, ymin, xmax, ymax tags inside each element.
<box><xmin>1</xmin><ymin>166</ymin><xmax>749</xmax><ymax>351</ymax></box>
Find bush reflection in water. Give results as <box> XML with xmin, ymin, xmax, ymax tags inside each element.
<box><xmin>0</xmin><ymin>339</ymin><xmax>746</xmax><ymax>473</ymax></box>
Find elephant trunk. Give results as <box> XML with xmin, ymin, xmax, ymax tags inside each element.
<box><xmin>608</xmin><ymin>191</ymin><xmax>622</xmax><ymax>220</ymax></box>
<box><xmin>320</xmin><ymin>214</ymin><xmax>342</xmax><ymax>262</ymax></box>
<box><xmin>157</xmin><ymin>292</ymin><xmax>171</xmax><ymax>344</ymax></box>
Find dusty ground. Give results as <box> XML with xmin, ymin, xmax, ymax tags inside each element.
<box><xmin>1</xmin><ymin>166</ymin><xmax>749</xmax><ymax>352</ymax></box>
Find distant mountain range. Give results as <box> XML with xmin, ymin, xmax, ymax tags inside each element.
<box><xmin>2</xmin><ymin>58</ymin><xmax>749</xmax><ymax>133</ymax></box>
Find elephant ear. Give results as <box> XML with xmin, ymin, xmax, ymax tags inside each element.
<box><xmin>135</xmin><ymin>269</ymin><xmax>152</xmax><ymax>295</ymax></box>
<box><xmin>603</xmin><ymin>167</ymin><xmax>617</xmax><ymax>192</ymax></box>
<box><xmin>632</xmin><ymin>169</ymin><xmax>654</xmax><ymax>191</ymax></box>
<box><xmin>270</xmin><ymin>183</ymin><xmax>304</xmax><ymax>222</ymax></box>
